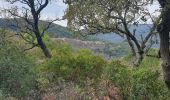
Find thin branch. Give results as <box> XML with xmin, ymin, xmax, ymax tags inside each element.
<box><xmin>23</xmin><ymin>43</ymin><xmax>38</xmax><ymax>52</ymax></box>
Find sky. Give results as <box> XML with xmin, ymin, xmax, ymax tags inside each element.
<box><xmin>0</xmin><ymin>0</ymin><xmax>160</xmax><ymax>27</ymax></box>
<box><xmin>0</xmin><ymin>0</ymin><xmax>68</xmax><ymax>27</ymax></box>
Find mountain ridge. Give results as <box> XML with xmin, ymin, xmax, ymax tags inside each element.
<box><xmin>0</xmin><ymin>18</ymin><xmax>157</xmax><ymax>44</ymax></box>
<box><xmin>0</xmin><ymin>18</ymin><xmax>74</xmax><ymax>38</ymax></box>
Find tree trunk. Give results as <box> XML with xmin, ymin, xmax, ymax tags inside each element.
<box><xmin>159</xmin><ymin>26</ymin><xmax>170</xmax><ymax>89</ymax></box>
<box><xmin>157</xmin><ymin>1</ymin><xmax>170</xmax><ymax>89</ymax></box>
<box><xmin>123</xmin><ymin>21</ymin><xmax>144</xmax><ymax>66</ymax></box>
<box><xmin>126</xmin><ymin>34</ymin><xmax>144</xmax><ymax>66</ymax></box>
<box><xmin>33</xmin><ymin>13</ymin><xmax>52</xmax><ymax>58</ymax></box>
<box><xmin>126</xmin><ymin>34</ymin><xmax>136</xmax><ymax>56</ymax></box>
<box><xmin>134</xmin><ymin>51</ymin><xmax>144</xmax><ymax>66</ymax></box>
<box><xmin>37</xmin><ymin>35</ymin><xmax>52</xmax><ymax>58</ymax></box>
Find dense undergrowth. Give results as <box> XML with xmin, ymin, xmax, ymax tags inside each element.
<box><xmin>0</xmin><ymin>30</ymin><xmax>170</xmax><ymax>100</ymax></box>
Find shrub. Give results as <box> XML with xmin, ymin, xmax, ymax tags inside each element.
<box><xmin>131</xmin><ymin>67</ymin><xmax>169</xmax><ymax>100</ymax></box>
<box><xmin>71</xmin><ymin>49</ymin><xmax>106</xmax><ymax>84</ymax></box>
<box><xmin>37</xmin><ymin>43</ymin><xmax>106</xmax><ymax>88</ymax></box>
<box><xmin>0</xmin><ymin>30</ymin><xmax>35</xmax><ymax>98</ymax></box>
<box><xmin>106</xmin><ymin>60</ymin><xmax>170</xmax><ymax>100</ymax></box>
<box><xmin>106</xmin><ymin>60</ymin><xmax>132</xmax><ymax>99</ymax></box>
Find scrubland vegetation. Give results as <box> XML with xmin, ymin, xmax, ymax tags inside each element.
<box><xmin>1</xmin><ymin>0</ymin><xmax>170</xmax><ymax>100</ymax></box>
<box><xmin>0</xmin><ymin>29</ymin><xmax>169</xmax><ymax>100</ymax></box>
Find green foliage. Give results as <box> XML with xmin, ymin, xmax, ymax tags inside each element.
<box><xmin>37</xmin><ymin>43</ymin><xmax>106</xmax><ymax>88</ymax></box>
<box><xmin>138</xmin><ymin>48</ymin><xmax>160</xmax><ymax>68</ymax></box>
<box><xmin>123</xmin><ymin>54</ymin><xmax>134</xmax><ymax>62</ymax></box>
<box><xmin>72</xmin><ymin>49</ymin><xmax>106</xmax><ymax>84</ymax></box>
<box><xmin>106</xmin><ymin>61</ymin><xmax>132</xmax><ymax>99</ymax></box>
<box><xmin>106</xmin><ymin>59</ymin><xmax>170</xmax><ymax>100</ymax></box>
<box><xmin>0</xmin><ymin>90</ymin><xmax>7</xmax><ymax>100</ymax></box>
<box><xmin>0</xmin><ymin>30</ymin><xmax>35</xmax><ymax>98</ymax></box>
<box><xmin>35</xmin><ymin>40</ymin><xmax>169</xmax><ymax>99</ymax></box>
<box><xmin>0</xmin><ymin>28</ymin><xmax>168</xmax><ymax>99</ymax></box>
<box><xmin>102</xmin><ymin>42</ymin><xmax>129</xmax><ymax>58</ymax></box>
<box><xmin>131</xmin><ymin>67</ymin><xmax>169</xmax><ymax>100</ymax></box>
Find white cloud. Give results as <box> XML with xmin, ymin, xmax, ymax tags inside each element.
<box><xmin>54</xmin><ymin>20</ymin><xmax>68</xmax><ymax>27</ymax></box>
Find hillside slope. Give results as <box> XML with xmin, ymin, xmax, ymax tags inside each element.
<box><xmin>0</xmin><ymin>18</ymin><xmax>73</xmax><ymax>38</ymax></box>
<box><xmin>52</xmin><ymin>38</ymin><xmax>130</xmax><ymax>59</ymax></box>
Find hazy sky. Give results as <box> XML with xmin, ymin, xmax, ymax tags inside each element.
<box><xmin>0</xmin><ymin>0</ymin><xmax>160</xmax><ymax>27</ymax></box>
<box><xmin>0</xmin><ymin>0</ymin><xmax>68</xmax><ymax>27</ymax></box>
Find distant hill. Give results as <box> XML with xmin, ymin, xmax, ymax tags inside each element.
<box><xmin>1</xmin><ymin>18</ymin><xmax>159</xmax><ymax>58</ymax></box>
<box><xmin>89</xmin><ymin>24</ymin><xmax>155</xmax><ymax>43</ymax></box>
<box><xmin>52</xmin><ymin>38</ymin><xmax>130</xmax><ymax>59</ymax></box>
<box><xmin>93</xmin><ymin>24</ymin><xmax>159</xmax><ymax>48</ymax></box>
<box><xmin>0</xmin><ymin>18</ymin><xmax>159</xmax><ymax>48</ymax></box>
<box><xmin>0</xmin><ymin>18</ymin><xmax>73</xmax><ymax>38</ymax></box>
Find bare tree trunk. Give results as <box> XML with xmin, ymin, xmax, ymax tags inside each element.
<box><xmin>31</xmin><ymin>0</ymin><xmax>51</xmax><ymax>58</ymax></box>
<box><xmin>36</xmin><ymin>34</ymin><xmax>52</xmax><ymax>58</ymax></box>
<box><xmin>34</xmin><ymin>20</ymin><xmax>51</xmax><ymax>58</ymax></box>
<box><xmin>31</xmin><ymin>1</ymin><xmax>52</xmax><ymax>58</ymax></box>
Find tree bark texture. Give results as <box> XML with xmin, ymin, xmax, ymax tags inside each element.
<box><xmin>157</xmin><ymin>0</ymin><xmax>170</xmax><ymax>89</ymax></box>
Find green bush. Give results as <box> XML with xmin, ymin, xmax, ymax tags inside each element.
<box><xmin>72</xmin><ymin>49</ymin><xmax>106</xmax><ymax>84</ymax></box>
<box><xmin>0</xmin><ymin>30</ymin><xmax>35</xmax><ymax>98</ymax></box>
<box><xmin>106</xmin><ymin>60</ymin><xmax>132</xmax><ymax>99</ymax></box>
<box><xmin>131</xmin><ymin>67</ymin><xmax>169</xmax><ymax>100</ymax></box>
<box><xmin>106</xmin><ymin>60</ymin><xmax>170</xmax><ymax>100</ymax></box>
<box><xmin>37</xmin><ymin>43</ymin><xmax>106</xmax><ymax>88</ymax></box>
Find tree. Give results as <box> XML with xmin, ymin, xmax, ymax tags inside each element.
<box><xmin>156</xmin><ymin>0</ymin><xmax>170</xmax><ymax>90</ymax></box>
<box><xmin>64</xmin><ymin>0</ymin><xmax>159</xmax><ymax>66</ymax></box>
<box><xmin>4</xmin><ymin>0</ymin><xmax>57</xmax><ymax>58</ymax></box>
